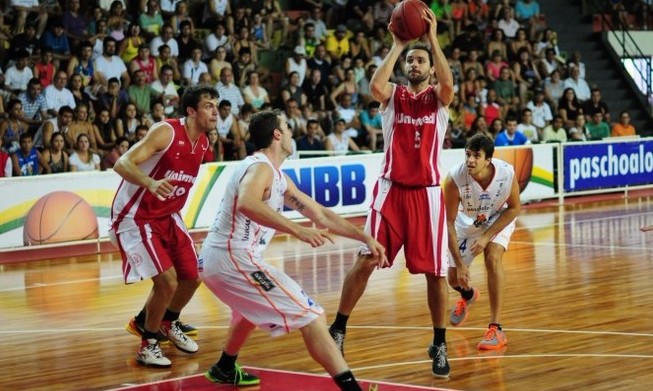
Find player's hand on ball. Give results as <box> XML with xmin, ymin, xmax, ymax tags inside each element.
<box><xmin>148</xmin><ymin>178</ymin><xmax>174</xmax><ymax>201</ymax></box>
<box><xmin>297</xmin><ymin>227</ymin><xmax>335</xmax><ymax>247</ymax></box>
<box><xmin>388</xmin><ymin>21</ymin><xmax>410</xmax><ymax>47</ymax></box>
<box><xmin>422</xmin><ymin>8</ymin><xmax>438</xmax><ymax>41</ymax></box>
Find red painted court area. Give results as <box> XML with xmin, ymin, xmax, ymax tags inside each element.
<box><xmin>111</xmin><ymin>367</ymin><xmax>456</xmax><ymax>391</ymax></box>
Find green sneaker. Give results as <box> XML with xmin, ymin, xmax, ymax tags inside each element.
<box><xmin>205</xmin><ymin>363</ymin><xmax>261</xmax><ymax>386</ymax></box>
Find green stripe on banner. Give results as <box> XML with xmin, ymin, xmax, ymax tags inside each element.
<box><xmin>531</xmin><ymin>176</ymin><xmax>554</xmax><ymax>188</ymax></box>
<box><xmin>0</xmin><ymin>218</ymin><xmax>25</xmax><ymax>235</ymax></box>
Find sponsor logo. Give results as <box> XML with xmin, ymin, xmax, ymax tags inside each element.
<box><xmin>251</xmin><ymin>271</ymin><xmax>275</xmax><ymax>291</ymax></box>
<box><xmin>473</xmin><ymin>214</ymin><xmax>487</xmax><ymax>228</ymax></box>
<box><xmin>129</xmin><ymin>253</ymin><xmax>143</xmax><ymax>266</ymax></box>
<box><xmin>164</xmin><ymin>169</ymin><xmax>196</xmax><ymax>184</ymax></box>
<box><xmin>395</xmin><ymin>113</ymin><xmax>436</xmax><ymax>126</ymax></box>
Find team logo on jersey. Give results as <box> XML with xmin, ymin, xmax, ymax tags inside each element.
<box><xmin>473</xmin><ymin>214</ymin><xmax>487</xmax><ymax>228</ymax></box>
<box><xmin>128</xmin><ymin>253</ymin><xmax>143</xmax><ymax>267</ymax></box>
<box><xmin>480</xmin><ymin>193</ymin><xmax>491</xmax><ymax>200</ymax></box>
<box><xmin>423</xmin><ymin>92</ymin><xmax>434</xmax><ymax>103</ymax></box>
<box><xmin>178</xmin><ymin>140</ymin><xmax>185</xmax><ymax>146</ymax></box>
<box><xmin>414</xmin><ymin>130</ymin><xmax>421</xmax><ymax>148</ymax></box>
<box><xmin>251</xmin><ymin>271</ymin><xmax>275</xmax><ymax>291</ymax></box>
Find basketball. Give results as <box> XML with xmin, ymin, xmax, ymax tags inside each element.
<box><xmin>493</xmin><ymin>148</ymin><xmax>533</xmax><ymax>193</ymax></box>
<box><xmin>390</xmin><ymin>0</ymin><xmax>430</xmax><ymax>41</ymax></box>
<box><xmin>23</xmin><ymin>191</ymin><xmax>99</xmax><ymax>246</ymax></box>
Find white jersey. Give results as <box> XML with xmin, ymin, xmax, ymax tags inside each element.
<box><xmin>204</xmin><ymin>153</ymin><xmax>287</xmax><ymax>253</ymax></box>
<box><xmin>216</xmin><ymin>113</ymin><xmax>234</xmax><ymax>138</ymax></box>
<box><xmin>450</xmin><ymin>158</ymin><xmax>515</xmax><ymax>238</ymax></box>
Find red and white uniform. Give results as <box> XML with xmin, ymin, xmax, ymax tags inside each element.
<box><xmin>199</xmin><ymin>153</ymin><xmax>323</xmax><ymax>336</ymax></box>
<box><xmin>448</xmin><ymin>158</ymin><xmax>516</xmax><ymax>266</ymax></box>
<box><xmin>364</xmin><ymin>84</ymin><xmax>450</xmax><ymax>275</ymax></box>
<box><xmin>110</xmin><ymin>118</ymin><xmax>209</xmax><ymax>283</ymax></box>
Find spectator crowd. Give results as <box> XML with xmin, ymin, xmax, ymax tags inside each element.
<box><xmin>0</xmin><ymin>0</ymin><xmax>643</xmax><ymax>177</ymax></box>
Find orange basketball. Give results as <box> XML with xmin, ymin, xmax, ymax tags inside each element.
<box><xmin>23</xmin><ymin>191</ymin><xmax>99</xmax><ymax>246</ymax></box>
<box><xmin>390</xmin><ymin>0</ymin><xmax>430</xmax><ymax>41</ymax></box>
<box><xmin>493</xmin><ymin>148</ymin><xmax>533</xmax><ymax>193</ymax></box>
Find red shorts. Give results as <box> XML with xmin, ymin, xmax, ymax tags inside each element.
<box><xmin>363</xmin><ymin>178</ymin><xmax>448</xmax><ymax>275</ymax></box>
<box><xmin>110</xmin><ymin>213</ymin><xmax>199</xmax><ymax>284</ymax></box>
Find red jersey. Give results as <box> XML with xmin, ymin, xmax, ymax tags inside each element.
<box><xmin>0</xmin><ymin>151</ymin><xmax>9</xmax><ymax>177</ymax></box>
<box><xmin>379</xmin><ymin>84</ymin><xmax>449</xmax><ymax>187</ymax></box>
<box><xmin>111</xmin><ymin>118</ymin><xmax>209</xmax><ymax>233</ymax></box>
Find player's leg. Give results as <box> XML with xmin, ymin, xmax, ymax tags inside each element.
<box><xmin>425</xmin><ymin>274</ymin><xmax>450</xmax><ymax>378</ymax></box>
<box><xmin>301</xmin><ymin>314</ymin><xmax>364</xmax><ymax>391</ymax></box>
<box><xmin>448</xmin><ymin>237</ymin><xmax>480</xmax><ymax>327</ymax></box>
<box><xmin>478</xmin><ymin>243</ymin><xmax>508</xmax><ymax>350</ymax></box>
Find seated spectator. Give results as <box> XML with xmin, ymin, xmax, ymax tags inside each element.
<box><xmin>544</xmin><ymin>69</ymin><xmax>564</xmax><ymax>112</ymax></box>
<box><xmin>97</xmin><ymin>77</ymin><xmax>129</xmax><ymax>119</ymax></box>
<box><xmin>286</xmin><ymin>46</ymin><xmax>308</xmax><ymax>87</ymax></box>
<box><xmin>139</xmin><ymin>0</ymin><xmax>164</xmax><ymax>38</ymax></box>
<box><xmin>527</xmin><ymin>88</ymin><xmax>553</xmax><ymax>133</ymax></box>
<box><xmin>583</xmin><ymin>87</ymin><xmax>610</xmax><ymax>123</ymax></box>
<box><xmin>517</xmin><ymin>108</ymin><xmax>540</xmax><ymax>143</ymax></box>
<box><xmin>44</xmin><ymin>71</ymin><xmax>77</xmax><ymax>117</ymax></box>
<box><xmin>215</xmin><ymin>67</ymin><xmax>245</xmax><ymax>115</ymax></box>
<box><xmin>67</xmin><ymin>41</ymin><xmax>95</xmax><ymax>87</ymax></box>
<box><xmin>611</xmin><ymin>110</ymin><xmax>637</xmax><ymax>137</ymax></box>
<box><xmin>542</xmin><ymin>115</ymin><xmax>568</xmax><ymax>142</ymax></box>
<box><xmin>41</xmin><ymin>19</ymin><xmax>71</xmax><ymax>64</ymax></box>
<box><xmin>151</xmin><ymin>65</ymin><xmax>179</xmax><ymax>117</ymax></box>
<box><xmin>359</xmin><ymin>101</ymin><xmax>382</xmax><ymax>151</ymax></box>
<box><xmin>482</xmin><ymin>88</ymin><xmax>503</xmax><ymax>126</ymax></box>
<box><xmin>568</xmin><ymin>115</ymin><xmax>590</xmax><ymax>142</ymax></box>
<box><xmin>232</xmin><ymin>47</ymin><xmax>259</xmax><ymax>88</ymax></box>
<box><xmin>170</xmin><ymin>1</ymin><xmax>194</xmax><ymax>36</ymax></box>
<box><xmin>514</xmin><ymin>0</ymin><xmax>542</xmax><ymax>41</ymax></box>
<box><xmin>177</xmin><ymin>21</ymin><xmax>199</xmax><ymax>64</ymax></box>
<box><xmin>284</xmin><ymin>98</ymin><xmax>305</xmax><ymax>138</ymax></box>
<box><xmin>493</xmin><ymin>66</ymin><xmax>519</xmax><ymax>112</ymax></box>
<box><xmin>537</xmin><ymin>48</ymin><xmax>564</xmax><ymax>80</ymax></box>
<box><xmin>69</xmin><ymin>74</ymin><xmax>95</xmax><ymax>120</ymax></box>
<box><xmin>129</xmin><ymin>44</ymin><xmax>158</xmax><ymax>84</ymax></box>
<box><xmin>128</xmin><ymin>70</ymin><xmax>155</xmax><ymax>114</ymax></box>
<box><xmin>233</xmin><ymin>26</ymin><xmax>259</xmax><ymax>67</ymax></box>
<box><xmin>69</xmin><ymin>133</ymin><xmax>101</xmax><ymax>171</ymax></box>
<box><xmin>68</xmin><ymin>103</ymin><xmax>98</xmax><ymax>151</ymax></box>
<box><xmin>12</xmin><ymin>133</ymin><xmax>50</xmax><ymax>176</ymax></box>
<box><xmin>101</xmin><ymin>136</ymin><xmax>129</xmax><ymax>170</ymax></box>
<box><xmin>585</xmin><ymin>111</ymin><xmax>611</xmax><ymax>140</ymax></box>
<box><xmin>92</xmin><ymin>108</ymin><xmax>118</xmax><ymax>151</ymax></box>
<box><xmin>495</xmin><ymin>116</ymin><xmax>530</xmax><ymax>146</ymax></box>
<box><xmin>94</xmin><ymin>36</ymin><xmax>131</xmax><ymax>89</ymax></box>
<box><xmin>203</xmin><ymin>0</ymin><xmax>235</xmax><ymax>35</ymax></box>
<box><xmin>486</xmin><ymin>50</ymin><xmax>509</xmax><ymax>87</ymax></box>
<box><xmin>513</xmin><ymin>47</ymin><xmax>541</xmax><ymax>106</ymax></box>
<box><xmin>0</xmin><ymin>149</ymin><xmax>12</xmax><ymax>177</ymax></box>
<box><xmin>242</xmin><ymin>71</ymin><xmax>270</xmax><ymax>110</ymax></box>
<box><xmin>296</xmin><ymin>119</ymin><xmax>326</xmax><ymax>158</ymax></box>
<box><xmin>1</xmin><ymin>99</ymin><xmax>29</xmax><ymax>154</ymax></box>
<box><xmin>216</xmin><ymin>100</ymin><xmax>245</xmax><ymax>160</ymax></box>
<box><xmin>333</xmin><ymin>93</ymin><xmax>361</xmax><ymax>139</ymax></box>
<box><xmin>114</xmin><ymin>103</ymin><xmax>141</xmax><ymax>141</ymax></box>
<box><xmin>558</xmin><ymin>87</ymin><xmax>583</xmax><ymax>129</ymax></box>
<box><xmin>202</xmin><ymin>128</ymin><xmax>223</xmax><ymax>163</ymax></box>
<box><xmin>563</xmin><ymin>66</ymin><xmax>590</xmax><ymax>102</ymax></box>
<box><xmin>41</xmin><ymin>131</ymin><xmax>69</xmax><ymax>173</ymax></box>
<box><xmin>18</xmin><ymin>78</ymin><xmax>50</xmax><ymax>133</ymax></box>
<box><xmin>208</xmin><ymin>45</ymin><xmax>232</xmax><ymax>83</ymax></box>
<box><xmin>250</xmin><ymin>13</ymin><xmax>269</xmax><ymax>50</ymax></box>
<box><xmin>325</xmin><ymin>118</ymin><xmax>360</xmax><ymax>155</ymax></box>
<box><xmin>326</xmin><ymin>25</ymin><xmax>351</xmax><ymax>60</ymax></box>
<box><xmin>498</xmin><ymin>7</ymin><xmax>520</xmax><ymax>40</ymax></box>
<box><xmin>154</xmin><ymin>44</ymin><xmax>181</xmax><ymax>82</ymax></box>
<box><xmin>33</xmin><ymin>47</ymin><xmax>56</xmax><ymax>88</ymax></box>
<box><xmin>459</xmin><ymin>68</ymin><xmax>481</xmax><ymax>105</ymax></box>
<box><xmin>534</xmin><ymin>28</ymin><xmax>560</xmax><ymax>59</ymax></box>
<box><xmin>567</xmin><ymin>50</ymin><xmax>586</xmax><ymax>80</ymax></box>
<box><xmin>282</xmin><ymin>71</ymin><xmax>309</xmax><ymax>108</ymax></box>
<box><xmin>33</xmin><ymin>106</ymin><xmax>74</xmax><ymax>150</ymax></box>
<box><xmin>4</xmin><ymin>50</ymin><xmax>34</xmax><ymax>94</ymax></box>
<box><xmin>205</xmin><ymin>23</ymin><xmax>233</xmax><ymax>59</ymax></box>
<box><xmin>149</xmin><ymin>23</ymin><xmax>179</xmax><ymax>58</ymax></box>
<box><xmin>330</xmin><ymin>68</ymin><xmax>360</xmax><ymax>109</ymax></box>
<box><xmin>10</xmin><ymin>0</ymin><xmax>48</xmax><ymax>39</ymax></box>
<box><xmin>8</xmin><ymin>23</ymin><xmax>40</xmax><ymax>63</ymax></box>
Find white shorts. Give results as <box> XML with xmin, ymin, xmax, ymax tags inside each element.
<box><xmin>449</xmin><ymin>220</ymin><xmax>516</xmax><ymax>267</ymax></box>
<box><xmin>199</xmin><ymin>245</ymin><xmax>323</xmax><ymax>337</ymax></box>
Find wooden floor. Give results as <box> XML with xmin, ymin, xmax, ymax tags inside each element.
<box><xmin>2</xmin><ymin>195</ymin><xmax>653</xmax><ymax>391</ymax></box>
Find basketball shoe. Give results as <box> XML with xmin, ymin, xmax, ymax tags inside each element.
<box><xmin>161</xmin><ymin>320</ymin><xmax>199</xmax><ymax>354</ymax></box>
<box><xmin>427</xmin><ymin>343</ymin><xmax>450</xmax><ymax>378</ymax></box>
<box><xmin>329</xmin><ymin>326</ymin><xmax>346</xmax><ymax>356</ymax></box>
<box><xmin>477</xmin><ymin>324</ymin><xmax>508</xmax><ymax>350</ymax></box>
<box><xmin>205</xmin><ymin>363</ymin><xmax>261</xmax><ymax>386</ymax></box>
<box><xmin>450</xmin><ymin>287</ymin><xmax>480</xmax><ymax>326</ymax></box>
<box><xmin>136</xmin><ymin>340</ymin><xmax>172</xmax><ymax>368</ymax></box>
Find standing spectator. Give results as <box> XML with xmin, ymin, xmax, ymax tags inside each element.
<box><xmin>611</xmin><ymin>110</ymin><xmax>637</xmax><ymax>137</ymax></box>
<box><xmin>41</xmin><ymin>131</ymin><xmax>69</xmax><ymax>173</ymax></box>
<box><xmin>94</xmin><ymin>36</ymin><xmax>131</xmax><ymax>89</ymax></box>
<box><xmin>4</xmin><ymin>50</ymin><xmax>34</xmax><ymax>94</ymax></box>
<box><xmin>44</xmin><ymin>71</ymin><xmax>76</xmax><ymax>117</ymax></box>
<box><xmin>12</xmin><ymin>133</ymin><xmax>50</xmax><ymax>176</ymax></box>
<box><xmin>69</xmin><ymin>133</ymin><xmax>101</xmax><ymax>171</ymax></box>
<box><xmin>542</xmin><ymin>115</ymin><xmax>567</xmax><ymax>142</ymax></box>
<box><xmin>494</xmin><ymin>116</ymin><xmax>530</xmax><ymax>146</ymax></box>
<box><xmin>18</xmin><ymin>78</ymin><xmax>49</xmax><ymax>133</ymax></box>
<box><xmin>215</xmin><ymin>67</ymin><xmax>245</xmax><ymax>116</ymax></box>
<box><xmin>151</xmin><ymin>65</ymin><xmax>179</xmax><ymax>117</ymax></box>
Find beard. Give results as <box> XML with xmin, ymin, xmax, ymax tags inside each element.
<box><xmin>407</xmin><ymin>71</ymin><xmax>429</xmax><ymax>85</ymax></box>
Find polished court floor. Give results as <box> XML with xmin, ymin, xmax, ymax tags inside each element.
<box><xmin>1</xmin><ymin>194</ymin><xmax>653</xmax><ymax>391</ymax></box>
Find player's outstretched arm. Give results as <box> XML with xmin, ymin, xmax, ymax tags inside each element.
<box><xmin>114</xmin><ymin>123</ymin><xmax>175</xmax><ymax>201</ymax></box>
<box><xmin>283</xmin><ymin>174</ymin><xmax>388</xmax><ymax>265</ymax></box>
<box><xmin>443</xmin><ymin>175</ymin><xmax>470</xmax><ymax>288</ymax></box>
<box><xmin>642</xmin><ymin>225</ymin><xmax>653</xmax><ymax>232</ymax></box>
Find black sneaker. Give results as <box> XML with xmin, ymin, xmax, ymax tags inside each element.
<box><xmin>427</xmin><ymin>343</ymin><xmax>450</xmax><ymax>378</ymax></box>
<box><xmin>329</xmin><ymin>326</ymin><xmax>346</xmax><ymax>357</ymax></box>
<box><xmin>205</xmin><ymin>363</ymin><xmax>261</xmax><ymax>386</ymax></box>
<box><xmin>125</xmin><ymin>317</ymin><xmax>167</xmax><ymax>342</ymax></box>
<box><xmin>175</xmin><ymin>319</ymin><xmax>198</xmax><ymax>337</ymax></box>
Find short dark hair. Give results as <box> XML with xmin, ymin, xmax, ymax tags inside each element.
<box><xmin>407</xmin><ymin>43</ymin><xmax>433</xmax><ymax>67</ymax></box>
<box><xmin>59</xmin><ymin>106</ymin><xmax>74</xmax><ymax>117</ymax></box>
<box><xmin>20</xmin><ymin>132</ymin><xmax>33</xmax><ymax>142</ymax></box>
<box><xmin>180</xmin><ymin>85</ymin><xmax>219</xmax><ymax>116</ymax></box>
<box><xmin>249</xmin><ymin>110</ymin><xmax>282</xmax><ymax>150</ymax></box>
<box><xmin>465</xmin><ymin>133</ymin><xmax>495</xmax><ymax>159</ymax></box>
<box><xmin>218</xmin><ymin>99</ymin><xmax>231</xmax><ymax>109</ymax></box>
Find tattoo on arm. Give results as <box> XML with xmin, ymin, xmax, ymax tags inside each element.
<box><xmin>288</xmin><ymin>195</ymin><xmax>306</xmax><ymax>212</ymax></box>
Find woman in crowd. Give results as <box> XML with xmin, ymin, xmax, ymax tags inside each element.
<box><xmin>558</xmin><ymin>87</ymin><xmax>583</xmax><ymax>129</ymax></box>
<box><xmin>242</xmin><ymin>71</ymin><xmax>270</xmax><ymax>111</ymax></box>
<box><xmin>41</xmin><ymin>132</ymin><xmax>69</xmax><ymax>173</ymax></box>
<box><xmin>114</xmin><ymin>103</ymin><xmax>141</xmax><ymax>142</ymax></box>
<box><xmin>69</xmin><ymin>133</ymin><xmax>101</xmax><ymax>172</ymax></box>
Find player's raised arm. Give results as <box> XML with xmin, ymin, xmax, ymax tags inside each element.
<box><xmin>369</xmin><ymin>23</ymin><xmax>409</xmax><ymax>106</ymax></box>
<box><xmin>423</xmin><ymin>8</ymin><xmax>454</xmax><ymax>106</ymax></box>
